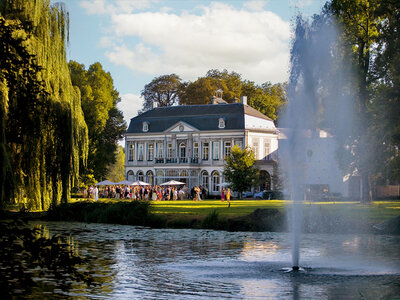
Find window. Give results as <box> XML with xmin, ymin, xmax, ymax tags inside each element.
<box><xmin>156</xmin><ymin>142</ymin><xmax>164</xmax><ymax>158</ymax></box>
<box><xmin>146</xmin><ymin>170</ymin><xmax>154</xmax><ymax>186</ymax></box>
<box><xmin>179</xmin><ymin>142</ymin><xmax>186</xmax><ymax>158</ymax></box>
<box><xmin>201</xmin><ymin>170</ymin><xmax>209</xmax><ymax>189</ymax></box>
<box><xmin>211</xmin><ymin>170</ymin><xmax>220</xmax><ymax>192</ymax></box>
<box><xmin>264</xmin><ymin>142</ymin><xmax>270</xmax><ymax>160</ymax></box>
<box><xmin>128</xmin><ymin>143</ymin><xmax>135</xmax><ymax>161</ymax></box>
<box><xmin>193</xmin><ymin>142</ymin><xmax>199</xmax><ymax>158</ymax></box>
<box><xmin>253</xmin><ymin>142</ymin><xmax>258</xmax><ymax>159</ymax></box>
<box><xmin>137</xmin><ymin>171</ymin><xmax>144</xmax><ymax>181</ymax></box>
<box><xmin>127</xmin><ymin>170</ymin><xmax>134</xmax><ymax>181</ymax></box>
<box><xmin>218</xmin><ymin>118</ymin><xmax>225</xmax><ymax>129</ymax></box>
<box><xmin>212</xmin><ymin>141</ymin><xmax>220</xmax><ymax>160</ymax></box>
<box><xmin>147</xmin><ymin>143</ymin><xmax>154</xmax><ymax>161</ymax></box>
<box><xmin>142</xmin><ymin>122</ymin><xmax>149</xmax><ymax>132</ymax></box>
<box><xmin>202</xmin><ymin>142</ymin><xmax>209</xmax><ymax>160</ymax></box>
<box><xmin>167</xmin><ymin>143</ymin><xmax>173</xmax><ymax>158</ymax></box>
<box><xmin>138</xmin><ymin>143</ymin><xmax>144</xmax><ymax>161</ymax></box>
<box><xmin>224</xmin><ymin>142</ymin><xmax>232</xmax><ymax>157</ymax></box>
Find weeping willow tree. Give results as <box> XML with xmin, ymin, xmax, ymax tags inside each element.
<box><xmin>0</xmin><ymin>0</ymin><xmax>88</xmax><ymax>210</ymax></box>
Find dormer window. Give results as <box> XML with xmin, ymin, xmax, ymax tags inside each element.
<box><xmin>142</xmin><ymin>121</ymin><xmax>149</xmax><ymax>132</ymax></box>
<box><xmin>218</xmin><ymin>118</ymin><xmax>225</xmax><ymax>129</ymax></box>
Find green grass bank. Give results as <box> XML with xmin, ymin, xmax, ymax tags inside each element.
<box><xmin>41</xmin><ymin>199</ymin><xmax>400</xmax><ymax>233</ymax></box>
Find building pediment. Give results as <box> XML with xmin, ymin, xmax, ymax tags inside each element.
<box><xmin>165</xmin><ymin>121</ymin><xmax>199</xmax><ymax>133</ymax></box>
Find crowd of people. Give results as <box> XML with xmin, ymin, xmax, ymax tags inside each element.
<box><xmin>83</xmin><ymin>184</ymin><xmax>210</xmax><ymax>201</ymax></box>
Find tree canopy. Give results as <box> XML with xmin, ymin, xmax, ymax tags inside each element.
<box><xmin>140</xmin><ymin>74</ymin><xmax>182</xmax><ymax>113</ymax></box>
<box><xmin>69</xmin><ymin>61</ymin><xmax>126</xmax><ymax>182</ymax></box>
<box><xmin>223</xmin><ymin>145</ymin><xmax>259</xmax><ymax>198</ymax></box>
<box><xmin>0</xmin><ymin>0</ymin><xmax>88</xmax><ymax>210</ymax></box>
<box><xmin>142</xmin><ymin>69</ymin><xmax>287</xmax><ymax>121</ymax></box>
<box><xmin>327</xmin><ymin>0</ymin><xmax>400</xmax><ymax>200</ymax></box>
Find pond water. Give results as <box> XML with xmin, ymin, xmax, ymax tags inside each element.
<box><xmin>29</xmin><ymin>221</ymin><xmax>400</xmax><ymax>299</ymax></box>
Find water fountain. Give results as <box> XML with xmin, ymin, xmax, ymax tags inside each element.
<box><xmin>279</xmin><ymin>15</ymin><xmax>356</xmax><ymax>271</ymax></box>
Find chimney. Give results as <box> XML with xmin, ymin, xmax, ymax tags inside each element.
<box><xmin>152</xmin><ymin>101</ymin><xmax>158</xmax><ymax>109</ymax></box>
<box><xmin>241</xmin><ymin>96</ymin><xmax>247</xmax><ymax>105</ymax></box>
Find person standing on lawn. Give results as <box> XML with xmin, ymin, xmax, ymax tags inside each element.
<box><xmin>226</xmin><ymin>188</ymin><xmax>231</xmax><ymax>208</ymax></box>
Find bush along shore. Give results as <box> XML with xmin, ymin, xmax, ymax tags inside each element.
<box><xmin>43</xmin><ymin>201</ymin><xmax>400</xmax><ymax>234</ymax></box>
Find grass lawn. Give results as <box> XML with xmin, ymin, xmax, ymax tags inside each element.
<box><xmin>150</xmin><ymin>199</ymin><xmax>400</xmax><ymax>222</ymax></box>
<box><xmin>69</xmin><ymin>198</ymin><xmax>400</xmax><ymax>223</ymax></box>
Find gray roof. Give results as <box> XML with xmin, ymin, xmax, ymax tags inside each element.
<box><xmin>126</xmin><ymin>103</ymin><xmax>273</xmax><ymax>134</ymax></box>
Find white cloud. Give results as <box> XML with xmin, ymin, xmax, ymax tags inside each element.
<box><xmin>104</xmin><ymin>2</ymin><xmax>291</xmax><ymax>84</ymax></box>
<box><xmin>118</xmin><ymin>93</ymin><xmax>143</xmax><ymax>123</ymax></box>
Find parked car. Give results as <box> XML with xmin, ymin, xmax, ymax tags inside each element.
<box><xmin>255</xmin><ymin>190</ymin><xmax>284</xmax><ymax>200</ymax></box>
<box><xmin>242</xmin><ymin>191</ymin><xmax>254</xmax><ymax>198</ymax></box>
<box><xmin>254</xmin><ymin>191</ymin><xmax>266</xmax><ymax>199</ymax></box>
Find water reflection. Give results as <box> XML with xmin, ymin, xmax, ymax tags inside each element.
<box><xmin>27</xmin><ymin>221</ymin><xmax>400</xmax><ymax>299</ymax></box>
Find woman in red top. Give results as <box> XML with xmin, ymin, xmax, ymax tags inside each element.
<box><xmin>221</xmin><ymin>188</ymin><xmax>225</xmax><ymax>202</ymax></box>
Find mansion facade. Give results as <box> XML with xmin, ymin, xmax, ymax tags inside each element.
<box><xmin>124</xmin><ymin>96</ymin><xmax>278</xmax><ymax>196</ymax></box>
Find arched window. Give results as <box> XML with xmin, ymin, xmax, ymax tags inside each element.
<box><xmin>142</xmin><ymin>122</ymin><xmax>149</xmax><ymax>132</ymax></box>
<box><xmin>218</xmin><ymin>118</ymin><xmax>225</xmax><ymax>129</ymax></box>
<box><xmin>179</xmin><ymin>142</ymin><xmax>186</xmax><ymax>158</ymax></box>
<box><xmin>201</xmin><ymin>170</ymin><xmax>209</xmax><ymax>189</ymax></box>
<box><xmin>127</xmin><ymin>170</ymin><xmax>134</xmax><ymax>181</ymax></box>
<box><xmin>259</xmin><ymin>170</ymin><xmax>271</xmax><ymax>191</ymax></box>
<box><xmin>146</xmin><ymin>170</ymin><xmax>154</xmax><ymax>186</ymax></box>
<box><xmin>211</xmin><ymin>170</ymin><xmax>220</xmax><ymax>192</ymax></box>
<box><xmin>137</xmin><ymin>170</ymin><xmax>144</xmax><ymax>181</ymax></box>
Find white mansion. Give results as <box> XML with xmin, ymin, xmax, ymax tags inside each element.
<box><xmin>124</xmin><ymin>95</ymin><xmax>278</xmax><ymax>197</ymax></box>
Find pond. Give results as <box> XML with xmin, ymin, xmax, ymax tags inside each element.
<box><xmin>29</xmin><ymin>221</ymin><xmax>400</xmax><ymax>299</ymax></box>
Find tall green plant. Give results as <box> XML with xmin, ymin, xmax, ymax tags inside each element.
<box><xmin>0</xmin><ymin>0</ymin><xmax>88</xmax><ymax>210</ymax></box>
<box><xmin>223</xmin><ymin>145</ymin><xmax>259</xmax><ymax>199</ymax></box>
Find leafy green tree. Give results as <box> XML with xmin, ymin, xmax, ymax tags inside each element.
<box><xmin>140</xmin><ymin>74</ymin><xmax>182</xmax><ymax>113</ymax></box>
<box><xmin>223</xmin><ymin>145</ymin><xmax>259</xmax><ymax>199</ymax></box>
<box><xmin>328</xmin><ymin>0</ymin><xmax>398</xmax><ymax>201</ymax></box>
<box><xmin>106</xmin><ymin>146</ymin><xmax>125</xmax><ymax>182</ymax></box>
<box><xmin>179</xmin><ymin>76</ymin><xmax>225</xmax><ymax>105</ymax></box>
<box><xmin>69</xmin><ymin>61</ymin><xmax>126</xmax><ymax>182</ymax></box>
<box><xmin>369</xmin><ymin>0</ymin><xmax>400</xmax><ymax>183</ymax></box>
<box><xmin>0</xmin><ymin>0</ymin><xmax>88</xmax><ymax>210</ymax></box>
<box><xmin>179</xmin><ymin>69</ymin><xmax>242</xmax><ymax>105</ymax></box>
<box><xmin>243</xmin><ymin>80</ymin><xmax>287</xmax><ymax>121</ymax></box>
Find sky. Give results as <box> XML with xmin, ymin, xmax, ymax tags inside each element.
<box><xmin>56</xmin><ymin>0</ymin><xmax>326</xmax><ymax>125</ymax></box>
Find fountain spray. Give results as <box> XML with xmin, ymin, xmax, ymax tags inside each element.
<box><xmin>280</xmin><ymin>15</ymin><xmax>355</xmax><ymax>271</ymax></box>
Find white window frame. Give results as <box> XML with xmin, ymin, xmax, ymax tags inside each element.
<box><xmin>224</xmin><ymin>141</ymin><xmax>232</xmax><ymax>157</ymax></box>
<box><xmin>167</xmin><ymin>143</ymin><xmax>173</xmax><ymax>158</ymax></box>
<box><xmin>218</xmin><ymin>118</ymin><xmax>225</xmax><ymax>129</ymax></box>
<box><xmin>264</xmin><ymin>142</ymin><xmax>270</xmax><ymax>160</ymax></box>
<box><xmin>211</xmin><ymin>171</ymin><xmax>220</xmax><ymax>192</ymax></box>
<box><xmin>179</xmin><ymin>142</ymin><xmax>186</xmax><ymax>158</ymax></box>
<box><xmin>138</xmin><ymin>143</ymin><xmax>144</xmax><ymax>161</ymax></box>
<box><xmin>142</xmin><ymin>122</ymin><xmax>149</xmax><ymax>132</ymax></box>
<box><xmin>193</xmin><ymin>142</ymin><xmax>199</xmax><ymax>158</ymax></box>
<box><xmin>128</xmin><ymin>143</ymin><xmax>135</xmax><ymax>161</ymax></box>
<box><xmin>212</xmin><ymin>141</ymin><xmax>220</xmax><ymax>160</ymax></box>
<box><xmin>202</xmin><ymin>142</ymin><xmax>209</xmax><ymax>160</ymax></box>
<box><xmin>156</xmin><ymin>142</ymin><xmax>164</xmax><ymax>158</ymax></box>
<box><xmin>147</xmin><ymin>143</ymin><xmax>154</xmax><ymax>161</ymax></box>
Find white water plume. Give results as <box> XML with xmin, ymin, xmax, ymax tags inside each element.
<box><xmin>279</xmin><ymin>15</ymin><xmax>356</xmax><ymax>268</ymax></box>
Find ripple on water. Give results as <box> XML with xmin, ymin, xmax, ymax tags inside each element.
<box><xmin>27</xmin><ymin>221</ymin><xmax>400</xmax><ymax>299</ymax></box>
